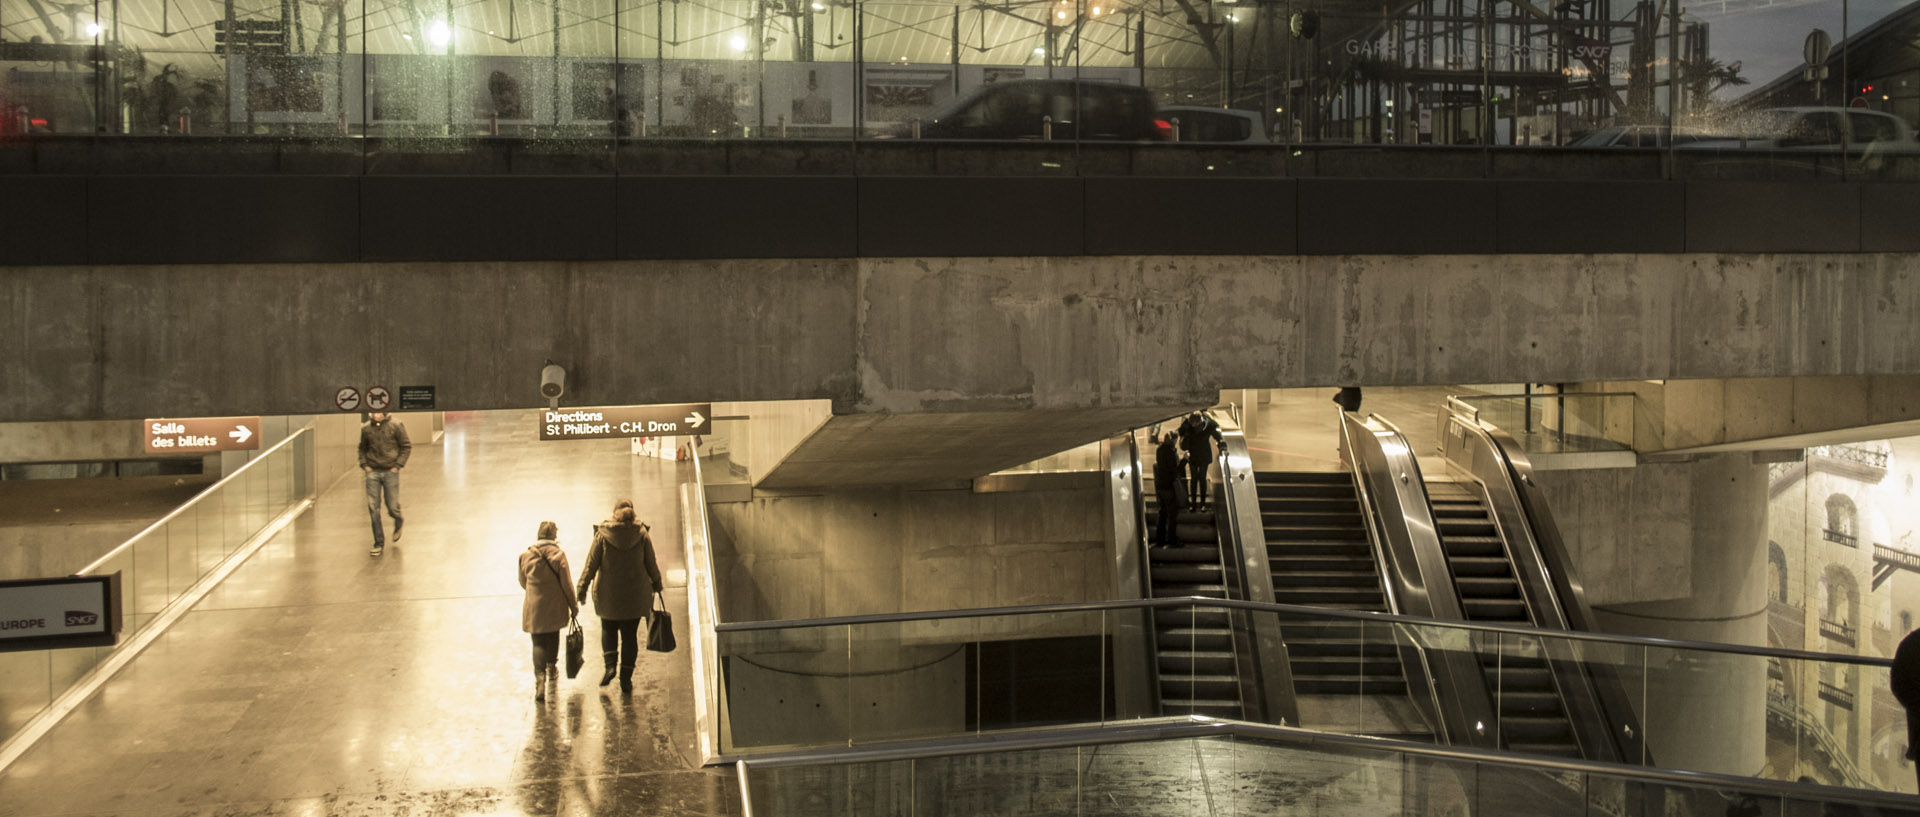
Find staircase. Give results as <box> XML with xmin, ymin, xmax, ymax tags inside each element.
<box><xmin>1427</xmin><ymin>480</ymin><xmax>1580</xmax><ymax>757</ymax></box>
<box><xmin>1144</xmin><ymin>473</ymin><xmax>1242</xmax><ymax>718</ymax></box>
<box><xmin>1257</xmin><ymin>471</ymin><xmax>1424</xmax><ymax>738</ymax></box>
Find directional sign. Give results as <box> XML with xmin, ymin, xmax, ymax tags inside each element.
<box><xmin>143</xmin><ymin>416</ymin><xmax>263</xmax><ymax>454</ymax></box>
<box><xmin>539</xmin><ymin>403</ymin><xmax>712</xmax><ymax>441</ymax></box>
<box><xmin>0</xmin><ymin>575</ymin><xmax>121</xmax><ymax>653</ymax></box>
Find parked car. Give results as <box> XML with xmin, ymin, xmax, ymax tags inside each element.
<box><xmin>895</xmin><ymin>79</ymin><xmax>1171</xmax><ymax>141</ymax></box>
<box><xmin>1682</xmin><ymin>107</ymin><xmax>1919</xmax><ymax>152</ymax></box>
<box><xmin>1157</xmin><ymin>105</ymin><xmax>1271</xmax><ymax>143</ymax></box>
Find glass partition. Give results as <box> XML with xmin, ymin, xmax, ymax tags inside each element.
<box><xmin>741</xmin><ymin>728</ymin><xmax>1920</xmax><ymax>817</ymax></box>
<box><xmin>0</xmin><ymin>427</ymin><xmax>316</xmax><ymax>750</ymax></box>
<box><xmin>1451</xmin><ymin>392</ymin><xmax>1635</xmax><ymax>455</ymax></box>
<box><xmin>715</xmin><ymin>599</ymin><xmax>1911</xmax><ymax>794</ymax></box>
<box><xmin>3</xmin><ymin>0</ymin><xmax>1917</xmax><ymax>175</ymax></box>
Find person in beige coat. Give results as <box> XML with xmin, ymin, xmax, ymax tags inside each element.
<box><xmin>518</xmin><ymin>521</ymin><xmax>578</xmax><ymax>702</ymax></box>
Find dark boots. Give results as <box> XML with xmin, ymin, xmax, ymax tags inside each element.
<box><xmin>600</xmin><ymin>652</ymin><xmax>618</xmax><ymax>687</ymax></box>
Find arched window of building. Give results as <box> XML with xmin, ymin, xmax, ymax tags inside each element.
<box><xmin>1768</xmin><ymin>541</ymin><xmax>1789</xmax><ymax>604</ymax></box>
<box><xmin>1824</xmin><ymin>495</ymin><xmax>1858</xmax><ymax>547</ymax></box>
<box><xmin>1820</xmin><ymin>566</ymin><xmax>1860</xmax><ymax>648</ymax></box>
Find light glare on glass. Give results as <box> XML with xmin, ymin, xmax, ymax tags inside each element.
<box><xmin>428</xmin><ymin>20</ymin><xmax>452</xmax><ymax>47</ymax></box>
<box><xmin>85</xmin><ymin>21</ymin><xmax>102</xmax><ymax>36</ymax></box>
<box><xmin>730</xmin><ymin>35</ymin><xmax>747</xmax><ymax>51</ymax></box>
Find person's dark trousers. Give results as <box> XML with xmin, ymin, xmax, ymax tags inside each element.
<box><xmin>601</xmin><ymin>617</ymin><xmax>641</xmax><ymax>681</ymax></box>
<box><xmin>365</xmin><ymin>470</ymin><xmax>402</xmax><ymax>545</ymax></box>
<box><xmin>1155</xmin><ymin>483</ymin><xmax>1185</xmax><ymax>545</ymax></box>
<box><xmin>530</xmin><ymin>631</ymin><xmax>560</xmax><ymax>669</ymax></box>
<box><xmin>1186</xmin><ymin>457</ymin><xmax>1209</xmax><ymax>510</ymax></box>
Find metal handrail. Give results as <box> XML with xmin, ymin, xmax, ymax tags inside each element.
<box><xmin>731</xmin><ymin>715</ymin><xmax>1919</xmax><ymax>810</ymax></box>
<box><xmin>712</xmin><ymin>594</ymin><xmax>1895</xmax><ymax>669</ymax></box>
<box><xmin>76</xmin><ymin>426</ymin><xmax>312</xmax><ymax>577</ymax></box>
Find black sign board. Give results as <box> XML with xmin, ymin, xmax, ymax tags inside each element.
<box><xmin>400</xmin><ymin>386</ymin><xmax>437</xmax><ymax>411</ymax></box>
<box><xmin>0</xmin><ymin>574</ymin><xmax>122</xmax><ymax>653</ymax></box>
<box><xmin>540</xmin><ymin>403</ymin><xmax>713</xmax><ymax>441</ymax></box>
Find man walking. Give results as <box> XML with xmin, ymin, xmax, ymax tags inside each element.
<box><xmin>360</xmin><ymin>412</ymin><xmax>411</xmax><ymax>556</ymax></box>
<box><xmin>1152</xmin><ymin>433</ymin><xmax>1186</xmax><ymax>547</ymax></box>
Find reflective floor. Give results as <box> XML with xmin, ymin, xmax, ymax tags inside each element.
<box><xmin>0</xmin><ymin>410</ymin><xmax>739</xmax><ymax>817</ymax></box>
<box><xmin>1238</xmin><ymin>386</ymin><xmax>1460</xmax><ymax>474</ymax></box>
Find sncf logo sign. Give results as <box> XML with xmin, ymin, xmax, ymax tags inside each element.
<box><xmin>66</xmin><ymin>611</ymin><xmax>99</xmax><ymax>627</ymax></box>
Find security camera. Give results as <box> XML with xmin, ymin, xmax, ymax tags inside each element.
<box><xmin>540</xmin><ymin>364</ymin><xmax>566</xmax><ymax>409</ymax></box>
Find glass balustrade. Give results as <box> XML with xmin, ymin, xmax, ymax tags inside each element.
<box><xmin>0</xmin><ymin>427</ymin><xmax>316</xmax><ymax>749</ymax></box>
<box><xmin>714</xmin><ymin>599</ymin><xmax>1911</xmax><ymax>794</ymax></box>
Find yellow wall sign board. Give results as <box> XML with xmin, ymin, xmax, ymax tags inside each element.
<box><xmin>143</xmin><ymin>417</ymin><xmax>263</xmax><ymax>454</ymax></box>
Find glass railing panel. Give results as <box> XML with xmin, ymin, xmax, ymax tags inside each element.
<box><xmin>716</xmin><ymin>624</ymin><xmax>852</xmax><ymax>753</ymax></box>
<box><xmin>130</xmin><ymin>528</ymin><xmax>167</xmax><ymax>619</ymax></box>
<box><xmin>166</xmin><ymin>504</ymin><xmax>201</xmax><ymax>601</ymax></box>
<box><xmin>0</xmin><ymin>650</ymin><xmax>51</xmax><ymax>738</ymax></box>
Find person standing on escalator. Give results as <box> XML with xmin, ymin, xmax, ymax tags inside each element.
<box><xmin>1177</xmin><ymin>411</ymin><xmax>1223</xmax><ymax>511</ymax></box>
<box><xmin>1152</xmin><ymin>433</ymin><xmax>1185</xmax><ymax>547</ymax></box>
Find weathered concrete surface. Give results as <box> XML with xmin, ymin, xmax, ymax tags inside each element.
<box><xmin>5</xmin><ymin>253</ymin><xmax>1919</xmax><ymax>427</ymax></box>
<box><xmin>709</xmin><ymin>480</ymin><xmax>1108</xmax><ymax>622</ymax></box>
<box><xmin>757</xmin><ymin>406</ymin><xmax>1189</xmax><ymax>488</ymax></box>
<box><xmin>1577</xmin><ymin>375</ymin><xmax>1920</xmax><ymax>452</ymax></box>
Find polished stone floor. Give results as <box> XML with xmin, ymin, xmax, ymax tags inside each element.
<box><xmin>0</xmin><ymin>410</ymin><xmax>739</xmax><ymax>817</ymax></box>
<box><xmin>1237</xmin><ymin>386</ymin><xmax>1462</xmax><ymax>475</ymax></box>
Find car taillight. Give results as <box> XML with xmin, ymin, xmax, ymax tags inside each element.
<box><xmin>1153</xmin><ymin>118</ymin><xmax>1174</xmax><ymax>141</ymax></box>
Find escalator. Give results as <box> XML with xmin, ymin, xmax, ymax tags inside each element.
<box><xmin>1257</xmin><ymin>471</ymin><xmax>1424</xmax><ymax>738</ymax></box>
<box><xmin>1426</xmin><ymin>479</ymin><xmax>1584</xmax><ymax>757</ymax></box>
<box><xmin>1143</xmin><ymin>446</ymin><xmax>1243</xmax><ymax>718</ymax></box>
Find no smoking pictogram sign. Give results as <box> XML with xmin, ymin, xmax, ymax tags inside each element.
<box><xmin>366</xmin><ymin>386</ymin><xmax>392</xmax><ymax>411</ymax></box>
<box><xmin>335</xmin><ymin>387</ymin><xmax>361</xmax><ymax>412</ymax></box>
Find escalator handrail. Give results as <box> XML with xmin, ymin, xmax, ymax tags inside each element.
<box><xmin>1215</xmin><ymin>432</ymin><xmax>1300</xmax><ymax>727</ymax></box>
<box><xmin>711</xmin><ymin>596</ymin><xmax>1896</xmax><ymax>668</ymax></box>
<box><xmin>1442</xmin><ymin>400</ymin><xmax>1644</xmax><ymax>762</ymax></box>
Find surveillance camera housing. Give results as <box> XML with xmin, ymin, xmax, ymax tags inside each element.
<box><xmin>540</xmin><ymin>364</ymin><xmax>566</xmax><ymax>407</ymax></box>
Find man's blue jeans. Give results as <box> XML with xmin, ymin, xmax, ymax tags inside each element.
<box><xmin>365</xmin><ymin>470</ymin><xmax>402</xmax><ymax>545</ymax></box>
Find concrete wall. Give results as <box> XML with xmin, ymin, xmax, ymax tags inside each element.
<box><xmin>6</xmin><ymin>253</ymin><xmax>1920</xmax><ymax>424</ymax></box>
<box><xmin>710</xmin><ymin>478</ymin><xmax>1108</xmax><ymax>622</ymax></box>
<box><xmin>1578</xmin><ymin>376</ymin><xmax>1920</xmax><ymax>451</ymax></box>
<box><xmin>710</xmin><ymin>399</ymin><xmax>833</xmax><ymax>486</ymax></box>
<box><xmin>1540</xmin><ymin>453</ymin><xmax>1770</xmax><ymax>779</ymax></box>
<box><xmin>0</xmin><ymin>420</ymin><xmax>152</xmax><ymax>463</ymax></box>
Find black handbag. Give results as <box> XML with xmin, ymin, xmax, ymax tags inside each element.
<box><xmin>564</xmin><ymin>618</ymin><xmax>585</xmax><ymax>679</ymax></box>
<box><xmin>646</xmin><ymin>591</ymin><xmax>676</xmax><ymax>653</ymax></box>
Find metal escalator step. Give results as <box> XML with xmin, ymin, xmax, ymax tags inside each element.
<box><xmin>1151</xmin><ymin>565</ymin><xmax>1224</xmax><ymax>583</ymax></box>
<box><xmin>1505</xmin><ymin>741</ymin><xmax>1583</xmax><ymax>758</ymax></box>
<box><xmin>1500</xmin><ymin>717</ymin><xmax>1576</xmax><ymax>741</ymax></box>
<box><xmin>1273</xmin><ymin>588</ymin><xmax>1383</xmax><ymax>605</ymax></box>
<box><xmin>1454</xmin><ymin>577</ymin><xmax>1521</xmax><ymax>597</ymax></box>
<box><xmin>1272</xmin><ymin>570</ymin><xmax>1381</xmax><ymax>588</ymax></box>
<box><xmin>1154</xmin><ymin>584</ymin><xmax>1228</xmax><ymax>599</ymax></box>
<box><xmin>1162</xmin><ymin>701</ymin><xmax>1244</xmax><ymax>718</ymax></box>
<box><xmin>1260</xmin><ymin>498</ymin><xmax>1361</xmax><ymax>513</ymax></box>
<box><xmin>1463</xmin><ymin>600</ymin><xmax>1530</xmax><ymax>621</ymax></box>
<box><xmin>1270</xmin><ymin>556</ymin><xmax>1376</xmax><ymax>572</ymax></box>
<box><xmin>1499</xmin><ymin>693</ymin><xmax>1565</xmax><ymax>716</ymax></box>
<box><xmin>1158</xmin><ymin>649</ymin><xmax>1236</xmax><ymax>663</ymax></box>
<box><xmin>1448</xmin><ymin>556</ymin><xmax>1512</xmax><ymax>576</ymax></box>
<box><xmin>1150</xmin><ymin>546</ymin><xmax>1225</xmax><ymax>563</ymax></box>
<box><xmin>1292</xmin><ymin>678</ymin><xmax>1410</xmax><ymax>696</ymax></box>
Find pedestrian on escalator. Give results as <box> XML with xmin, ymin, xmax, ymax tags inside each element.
<box><xmin>1152</xmin><ymin>433</ymin><xmax>1186</xmax><ymax>547</ymax></box>
<box><xmin>1894</xmin><ymin>628</ymin><xmax>1920</xmax><ymax>790</ymax></box>
<box><xmin>1177</xmin><ymin>411</ymin><xmax>1223</xmax><ymax>511</ymax></box>
<box><xmin>576</xmin><ymin>499</ymin><xmax>664</xmax><ymax>693</ymax></box>
<box><xmin>519</xmin><ymin>521</ymin><xmax>578</xmax><ymax>703</ymax></box>
<box><xmin>359</xmin><ymin>411</ymin><xmax>411</xmax><ymax>557</ymax></box>
<box><xmin>1332</xmin><ymin>387</ymin><xmax>1363</xmax><ymax>413</ymax></box>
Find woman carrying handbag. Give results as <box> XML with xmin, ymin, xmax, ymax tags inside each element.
<box><xmin>518</xmin><ymin>521</ymin><xmax>579</xmax><ymax>703</ymax></box>
<box><xmin>576</xmin><ymin>500</ymin><xmax>664</xmax><ymax>693</ymax></box>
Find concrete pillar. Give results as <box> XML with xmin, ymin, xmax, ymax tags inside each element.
<box><xmin>1592</xmin><ymin>453</ymin><xmax>1769</xmax><ymax>779</ymax></box>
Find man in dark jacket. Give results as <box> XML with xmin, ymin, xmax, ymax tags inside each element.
<box><xmin>577</xmin><ymin>500</ymin><xmax>665</xmax><ymax>692</ymax></box>
<box><xmin>1177</xmin><ymin>411</ymin><xmax>1223</xmax><ymax>511</ymax></box>
<box><xmin>359</xmin><ymin>412</ymin><xmax>411</xmax><ymax>556</ymax></box>
<box><xmin>1152</xmin><ymin>433</ymin><xmax>1186</xmax><ymax>547</ymax></box>
<box><xmin>1895</xmin><ymin>628</ymin><xmax>1920</xmax><ymax>790</ymax></box>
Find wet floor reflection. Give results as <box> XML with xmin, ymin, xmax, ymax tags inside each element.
<box><xmin>0</xmin><ymin>410</ymin><xmax>737</xmax><ymax>817</ymax></box>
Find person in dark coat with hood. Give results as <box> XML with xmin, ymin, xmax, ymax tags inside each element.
<box><xmin>1152</xmin><ymin>433</ymin><xmax>1186</xmax><ymax>547</ymax></box>
<box><xmin>1894</xmin><ymin>628</ymin><xmax>1920</xmax><ymax>790</ymax></box>
<box><xmin>577</xmin><ymin>499</ymin><xmax>664</xmax><ymax>692</ymax></box>
<box><xmin>1177</xmin><ymin>411</ymin><xmax>1223</xmax><ymax>511</ymax></box>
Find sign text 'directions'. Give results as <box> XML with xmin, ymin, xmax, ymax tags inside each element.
<box><xmin>539</xmin><ymin>404</ymin><xmax>712</xmax><ymax>441</ymax></box>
